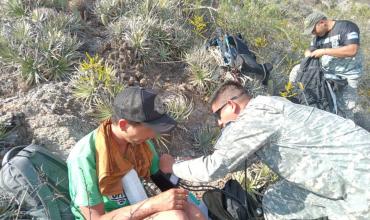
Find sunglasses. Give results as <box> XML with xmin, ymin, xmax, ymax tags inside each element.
<box><xmin>213</xmin><ymin>93</ymin><xmax>244</xmax><ymax>121</ymax></box>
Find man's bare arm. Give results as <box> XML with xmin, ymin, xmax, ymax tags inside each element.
<box><xmin>79</xmin><ymin>188</ymin><xmax>188</xmax><ymax>220</ymax></box>
<box><xmin>80</xmin><ymin>198</ymin><xmax>158</xmax><ymax>220</ymax></box>
<box><xmin>308</xmin><ymin>44</ymin><xmax>359</xmax><ymax>58</ymax></box>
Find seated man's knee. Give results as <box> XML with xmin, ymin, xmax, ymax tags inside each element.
<box><xmin>166</xmin><ymin>210</ymin><xmax>188</xmax><ymax>220</ymax></box>
<box><xmin>147</xmin><ymin>210</ymin><xmax>188</xmax><ymax>220</ymax></box>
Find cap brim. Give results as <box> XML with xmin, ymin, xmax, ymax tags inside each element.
<box><xmin>303</xmin><ymin>26</ymin><xmax>314</xmax><ymax>35</ymax></box>
<box><xmin>143</xmin><ymin>114</ymin><xmax>177</xmax><ymax>134</ymax></box>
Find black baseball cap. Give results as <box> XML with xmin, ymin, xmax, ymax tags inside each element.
<box><xmin>113</xmin><ymin>87</ymin><xmax>176</xmax><ymax>133</ymax></box>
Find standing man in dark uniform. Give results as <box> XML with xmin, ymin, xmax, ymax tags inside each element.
<box><xmin>290</xmin><ymin>11</ymin><xmax>363</xmax><ymax>119</ymax></box>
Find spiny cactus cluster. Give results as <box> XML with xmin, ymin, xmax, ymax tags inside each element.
<box><xmin>100</xmin><ymin>38</ymin><xmax>148</xmax><ymax>87</ymax></box>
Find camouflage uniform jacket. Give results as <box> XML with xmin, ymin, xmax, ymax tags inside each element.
<box><xmin>173</xmin><ymin>96</ymin><xmax>370</xmax><ymax>200</ymax></box>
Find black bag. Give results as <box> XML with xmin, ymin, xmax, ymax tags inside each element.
<box><xmin>203</xmin><ymin>179</ymin><xmax>262</xmax><ymax>220</ymax></box>
<box><xmin>0</xmin><ymin>145</ymin><xmax>74</xmax><ymax>220</ymax></box>
<box><xmin>207</xmin><ymin>32</ymin><xmax>273</xmax><ymax>85</ymax></box>
<box><xmin>293</xmin><ymin>57</ymin><xmax>348</xmax><ymax>116</ymax></box>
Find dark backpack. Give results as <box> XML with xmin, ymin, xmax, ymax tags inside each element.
<box><xmin>207</xmin><ymin>32</ymin><xmax>273</xmax><ymax>85</ymax></box>
<box><xmin>0</xmin><ymin>144</ymin><xmax>74</xmax><ymax>220</ymax></box>
<box><xmin>202</xmin><ymin>179</ymin><xmax>263</xmax><ymax>220</ymax></box>
<box><xmin>293</xmin><ymin>57</ymin><xmax>347</xmax><ymax>116</ymax></box>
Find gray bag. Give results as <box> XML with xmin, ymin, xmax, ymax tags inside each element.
<box><xmin>0</xmin><ymin>144</ymin><xmax>74</xmax><ymax>220</ymax></box>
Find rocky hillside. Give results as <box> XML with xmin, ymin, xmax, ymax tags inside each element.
<box><xmin>0</xmin><ymin>1</ymin><xmax>369</xmax><ymax>213</ymax></box>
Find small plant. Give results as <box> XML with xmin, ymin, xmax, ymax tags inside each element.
<box><xmin>72</xmin><ymin>53</ymin><xmax>124</xmax><ymax>108</ymax></box>
<box><xmin>31</xmin><ymin>7</ymin><xmax>58</xmax><ymax>22</ymax></box>
<box><xmin>0</xmin><ymin>13</ymin><xmax>81</xmax><ymax>85</ymax></box>
<box><xmin>118</xmin><ymin>16</ymin><xmax>156</xmax><ymax>62</ymax></box>
<box><xmin>42</xmin><ymin>12</ymin><xmax>82</xmax><ymax>34</ymax></box>
<box><xmin>94</xmin><ymin>0</ymin><xmax>128</xmax><ymax>25</ymax></box>
<box><xmin>192</xmin><ymin>125</ymin><xmax>220</xmax><ymax>155</ymax></box>
<box><xmin>154</xmin><ymin>134</ymin><xmax>171</xmax><ymax>153</ymax></box>
<box><xmin>1</xmin><ymin>0</ymin><xmax>68</xmax><ymax>18</ymax></box>
<box><xmin>232</xmin><ymin>162</ymin><xmax>278</xmax><ymax>198</ymax></box>
<box><xmin>0</xmin><ymin>193</ymin><xmax>17</xmax><ymax>219</ymax></box>
<box><xmin>94</xmin><ymin>99</ymin><xmax>114</xmax><ymax>122</ymax></box>
<box><xmin>164</xmin><ymin>94</ymin><xmax>193</xmax><ymax>124</ymax></box>
<box><xmin>105</xmin><ymin>1</ymin><xmax>194</xmax><ymax>64</ymax></box>
<box><xmin>185</xmin><ymin>47</ymin><xmax>220</xmax><ymax>95</ymax></box>
<box><xmin>238</xmin><ymin>75</ymin><xmax>269</xmax><ymax>97</ymax></box>
<box><xmin>280</xmin><ymin>81</ymin><xmax>297</xmax><ymax>98</ymax></box>
<box><xmin>188</xmin><ymin>65</ymin><xmax>212</xmax><ymax>89</ymax></box>
<box><xmin>254</xmin><ymin>36</ymin><xmax>268</xmax><ymax>48</ymax></box>
<box><xmin>1</xmin><ymin>0</ymin><xmax>30</xmax><ymax>18</ymax></box>
<box><xmin>156</xmin><ymin>46</ymin><xmax>171</xmax><ymax>62</ymax></box>
<box><xmin>189</xmin><ymin>15</ymin><xmax>207</xmax><ymax>36</ymax></box>
<box><xmin>0</xmin><ymin>123</ymin><xmax>10</xmax><ymax>141</ymax></box>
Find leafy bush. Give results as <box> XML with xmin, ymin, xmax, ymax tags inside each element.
<box><xmin>0</xmin><ymin>15</ymin><xmax>81</xmax><ymax>85</ymax></box>
<box><xmin>72</xmin><ymin>53</ymin><xmax>124</xmax><ymax>108</ymax></box>
<box><xmin>164</xmin><ymin>93</ymin><xmax>194</xmax><ymax>124</ymax></box>
<box><xmin>94</xmin><ymin>0</ymin><xmax>129</xmax><ymax>25</ymax></box>
<box><xmin>94</xmin><ymin>99</ymin><xmax>115</xmax><ymax>122</ymax></box>
<box><xmin>0</xmin><ymin>123</ymin><xmax>10</xmax><ymax>141</ymax></box>
<box><xmin>185</xmin><ymin>46</ymin><xmax>220</xmax><ymax>96</ymax></box>
<box><xmin>108</xmin><ymin>14</ymin><xmax>193</xmax><ymax>63</ymax></box>
<box><xmin>103</xmin><ymin>0</ymin><xmax>195</xmax><ymax>65</ymax></box>
<box><xmin>192</xmin><ymin>125</ymin><xmax>220</xmax><ymax>154</ymax></box>
<box><xmin>232</xmin><ymin>162</ymin><xmax>278</xmax><ymax>197</ymax></box>
<box><xmin>0</xmin><ymin>0</ymin><xmax>68</xmax><ymax>18</ymax></box>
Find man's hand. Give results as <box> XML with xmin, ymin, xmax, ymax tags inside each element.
<box><xmin>309</xmin><ymin>49</ymin><xmax>326</xmax><ymax>58</ymax></box>
<box><xmin>151</xmin><ymin>188</ymin><xmax>189</xmax><ymax>212</ymax></box>
<box><xmin>160</xmin><ymin>154</ymin><xmax>175</xmax><ymax>174</ymax></box>
<box><xmin>304</xmin><ymin>49</ymin><xmax>312</xmax><ymax>57</ymax></box>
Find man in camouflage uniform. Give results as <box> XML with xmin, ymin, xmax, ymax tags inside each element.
<box><xmin>160</xmin><ymin>81</ymin><xmax>370</xmax><ymax>219</ymax></box>
<box><xmin>290</xmin><ymin>11</ymin><xmax>363</xmax><ymax>120</ymax></box>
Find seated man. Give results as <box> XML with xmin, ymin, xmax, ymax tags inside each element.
<box><xmin>161</xmin><ymin>81</ymin><xmax>370</xmax><ymax>219</ymax></box>
<box><xmin>290</xmin><ymin>11</ymin><xmax>363</xmax><ymax>119</ymax></box>
<box><xmin>67</xmin><ymin>87</ymin><xmax>205</xmax><ymax>220</ymax></box>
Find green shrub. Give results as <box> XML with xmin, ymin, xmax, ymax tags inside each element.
<box><xmin>103</xmin><ymin>0</ymin><xmax>195</xmax><ymax>64</ymax></box>
<box><xmin>94</xmin><ymin>99</ymin><xmax>115</xmax><ymax>122</ymax></box>
<box><xmin>192</xmin><ymin>125</ymin><xmax>220</xmax><ymax>154</ymax></box>
<box><xmin>185</xmin><ymin>46</ymin><xmax>220</xmax><ymax>95</ymax></box>
<box><xmin>94</xmin><ymin>0</ymin><xmax>128</xmax><ymax>25</ymax></box>
<box><xmin>1</xmin><ymin>0</ymin><xmax>68</xmax><ymax>18</ymax></box>
<box><xmin>232</xmin><ymin>162</ymin><xmax>278</xmax><ymax>196</ymax></box>
<box><xmin>1</xmin><ymin>0</ymin><xmax>29</xmax><ymax>17</ymax></box>
<box><xmin>108</xmin><ymin>14</ymin><xmax>193</xmax><ymax>63</ymax></box>
<box><xmin>72</xmin><ymin>52</ymin><xmax>124</xmax><ymax>120</ymax></box>
<box><xmin>164</xmin><ymin>93</ymin><xmax>194</xmax><ymax>124</ymax></box>
<box><xmin>72</xmin><ymin>53</ymin><xmax>124</xmax><ymax>120</ymax></box>
<box><xmin>0</xmin><ymin>16</ymin><xmax>81</xmax><ymax>85</ymax></box>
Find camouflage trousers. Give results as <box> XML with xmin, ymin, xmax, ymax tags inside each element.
<box><xmin>262</xmin><ymin>180</ymin><xmax>370</xmax><ymax>220</ymax></box>
<box><xmin>289</xmin><ymin>64</ymin><xmax>359</xmax><ymax>120</ymax></box>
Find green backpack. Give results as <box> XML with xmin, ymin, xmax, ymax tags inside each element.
<box><xmin>0</xmin><ymin>144</ymin><xmax>74</xmax><ymax>219</ymax></box>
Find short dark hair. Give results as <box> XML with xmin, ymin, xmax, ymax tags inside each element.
<box><xmin>111</xmin><ymin>114</ymin><xmax>141</xmax><ymax>126</ymax></box>
<box><xmin>210</xmin><ymin>80</ymin><xmax>250</xmax><ymax>105</ymax></box>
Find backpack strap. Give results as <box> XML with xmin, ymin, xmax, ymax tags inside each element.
<box><xmin>2</xmin><ymin>146</ymin><xmax>25</xmax><ymax>166</ymax></box>
<box><xmin>12</xmin><ymin>150</ymin><xmax>62</xmax><ymax>220</ymax></box>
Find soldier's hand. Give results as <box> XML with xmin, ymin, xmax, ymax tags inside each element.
<box><xmin>159</xmin><ymin>154</ymin><xmax>175</xmax><ymax>174</ymax></box>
